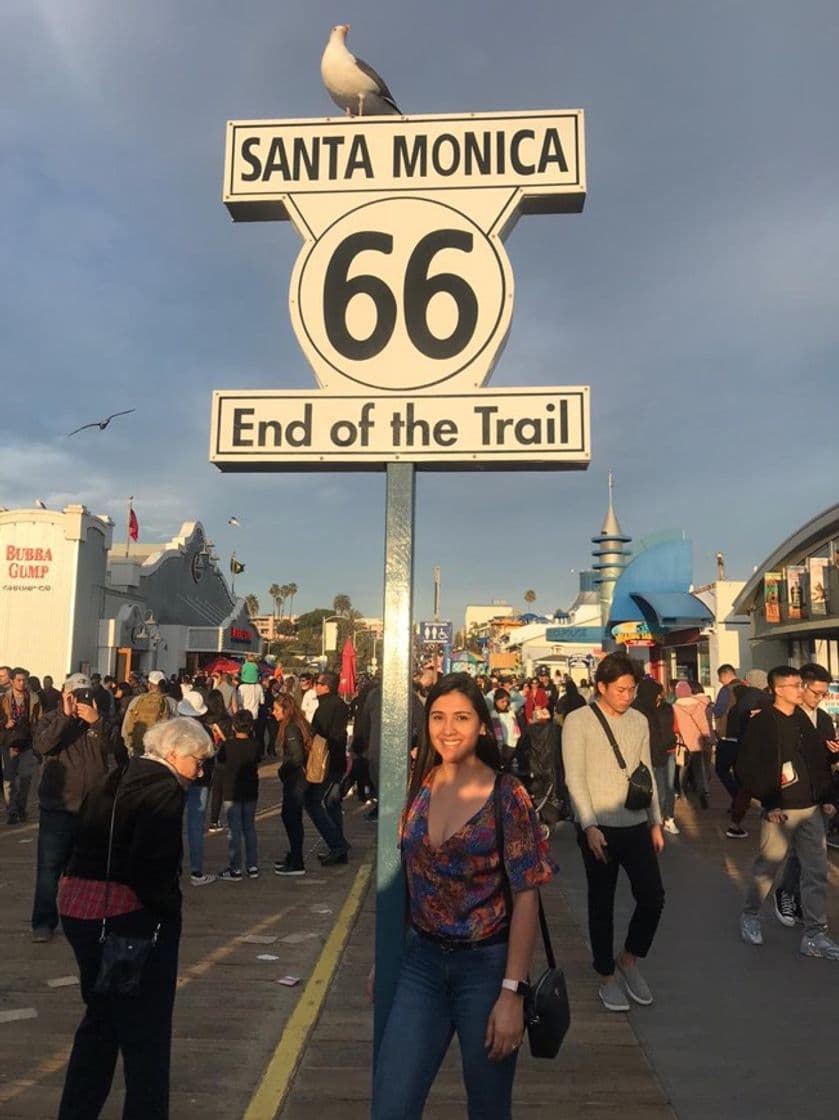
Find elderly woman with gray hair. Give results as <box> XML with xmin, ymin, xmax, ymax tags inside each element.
<box><xmin>56</xmin><ymin>717</ymin><xmax>214</xmax><ymax>1120</ymax></box>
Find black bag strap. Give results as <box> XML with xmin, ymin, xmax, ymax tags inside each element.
<box><xmin>98</xmin><ymin>767</ymin><xmax>160</xmax><ymax>946</ymax></box>
<box><xmin>493</xmin><ymin>773</ymin><xmax>555</xmax><ymax>971</ymax></box>
<box><xmin>590</xmin><ymin>702</ymin><xmax>628</xmax><ymax>771</ymax></box>
<box><xmin>99</xmin><ymin>774</ymin><xmax>122</xmax><ymax>944</ymax></box>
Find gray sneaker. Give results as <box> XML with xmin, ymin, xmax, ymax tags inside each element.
<box><xmin>598</xmin><ymin>976</ymin><xmax>630</xmax><ymax>1012</ymax></box>
<box><xmin>617</xmin><ymin>960</ymin><xmax>653</xmax><ymax>1005</ymax></box>
<box><xmin>800</xmin><ymin>931</ymin><xmax>839</xmax><ymax>960</ymax></box>
<box><xmin>740</xmin><ymin>914</ymin><xmax>763</xmax><ymax>946</ymax></box>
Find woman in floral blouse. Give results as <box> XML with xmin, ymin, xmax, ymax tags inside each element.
<box><xmin>372</xmin><ymin>673</ymin><xmax>552</xmax><ymax>1120</ymax></box>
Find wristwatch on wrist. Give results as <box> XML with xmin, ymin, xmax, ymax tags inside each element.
<box><xmin>501</xmin><ymin>978</ymin><xmax>530</xmax><ymax>996</ymax></box>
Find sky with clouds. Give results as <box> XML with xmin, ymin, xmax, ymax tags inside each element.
<box><xmin>2</xmin><ymin>1</ymin><xmax>838</xmax><ymax>625</ymax></box>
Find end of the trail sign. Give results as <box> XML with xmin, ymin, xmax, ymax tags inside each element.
<box><xmin>210</xmin><ymin>388</ymin><xmax>590</xmax><ymax>472</ymax></box>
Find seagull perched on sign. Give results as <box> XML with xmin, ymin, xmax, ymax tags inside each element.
<box><xmin>320</xmin><ymin>24</ymin><xmax>401</xmax><ymax>117</ymax></box>
<box><xmin>66</xmin><ymin>409</ymin><xmax>136</xmax><ymax>437</ymax></box>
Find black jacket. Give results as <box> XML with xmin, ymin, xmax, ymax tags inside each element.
<box><xmin>735</xmin><ymin>706</ymin><xmax>833</xmax><ymax>810</ymax></box>
<box><xmin>312</xmin><ymin>691</ymin><xmax>349</xmax><ymax>775</ymax></box>
<box><xmin>278</xmin><ymin>722</ymin><xmax>306</xmax><ymax>781</ymax></box>
<box><xmin>65</xmin><ymin>757</ymin><xmax>185</xmax><ymax>920</ymax></box>
<box><xmin>218</xmin><ymin>735</ymin><xmax>260</xmax><ymax>801</ymax></box>
<box><xmin>34</xmin><ymin>711</ymin><xmax>127</xmax><ymax>813</ymax></box>
<box><xmin>352</xmin><ymin>683</ymin><xmax>424</xmax><ymax>778</ymax></box>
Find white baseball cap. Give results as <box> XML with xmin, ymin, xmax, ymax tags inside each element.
<box><xmin>63</xmin><ymin>673</ymin><xmax>91</xmax><ymax>692</ymax></box>
<box><xmin>148</xmin><ymin>670</ymin><xmax>166</xmax><ymax>685</ymax></box>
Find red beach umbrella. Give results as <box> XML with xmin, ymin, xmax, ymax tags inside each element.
<box><xmin>339</xmin><ymin>637</ymin><xmax>357</xmax><ymax>700</ymax></box>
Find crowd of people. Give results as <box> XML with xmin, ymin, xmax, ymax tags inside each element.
<box><xmin>4</xmin><ymin>651</ymin><xmax>839</xmax><ymax>1118</ymax></box>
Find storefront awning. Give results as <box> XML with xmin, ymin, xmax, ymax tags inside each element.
<box><xmin>630</xmin><ymin>591</ymin><xmax>713</xmax><ymax>629</ymax></box>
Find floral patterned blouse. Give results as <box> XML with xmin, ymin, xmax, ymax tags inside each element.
<box><xmin>403</xmin><ymin>769</ymin><xmax>553</xmax><ymax>942</ymax></box>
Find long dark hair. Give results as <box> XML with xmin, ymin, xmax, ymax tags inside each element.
<box><xmin>406</xmin><ymin>672</ymin><xmax>501</xmax><ymax>807</ymax></box>
<box><xmin>274</xmin><ymin>692</ymin><xmax>313</xmax><ymax>751</ymax></box>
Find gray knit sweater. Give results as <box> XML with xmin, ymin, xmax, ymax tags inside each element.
<box><xmin>562</xmin><ymin>703</ymin><xmax>662</xmax><ymax>829</ymax></box>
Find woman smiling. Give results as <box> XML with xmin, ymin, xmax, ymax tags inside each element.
<box><xmin>372</xmin><ymin>673</ymin><xmax>552</xmax><ymax>1120</ymax></box>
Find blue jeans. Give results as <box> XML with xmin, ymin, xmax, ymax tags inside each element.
<box><xmin>654</xmin><ymin>756</ymin><xmax>676</xmax><ymax>820</ymax></box>
<box><xmin>304</xmin><ymin>772</ymin><xmax>347</xmax><ymax>853</ymax></box>
<box><xmin>32</xmin><ymin>808</ymin><xmax>78</xmax><ymax>932</ymax></box>
<box><xmin>186</xmin><ymin>784</ymin><xmax>209</xmax><ymax>875</ymax></box>
<box><xmin>3</xmin><ymin>744</ymin><xmax>36</xmax><ymax>817</ymax></box>
<box><xmin>224</xmin><ymin>800</ymin><xmax>258</xmax><ymax>872</ymax></box>
<box><xmin>372</xmin><ymin>932</ymin><xmax>517</xmax><ymax>1120</ymax></box>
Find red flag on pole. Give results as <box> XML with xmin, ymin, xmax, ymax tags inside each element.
<box><xmin>128</xmin><ymin>507</ymin><xmax>139</xmax><ymax>542</ymax></box>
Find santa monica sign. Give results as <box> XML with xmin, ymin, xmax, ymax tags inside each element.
<box><xmin>211</xmin><ymin>108</ymin><xmax>590</xmax><ymax>469</ymax></box>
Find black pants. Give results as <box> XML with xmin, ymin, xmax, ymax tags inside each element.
<box><xmin>58</xmin><ymin>909</ymin><xmax>181</xmax><ymax>1120</ymax></box>
<box><xmin>281</xmin><ymin>772</ymin><xmax>307</xmax><ymax>867</ymax></box>
<box><xmin>576</xmin><ymin>822</ymin><xmax>664</xmax><ymax>976</ymax></box>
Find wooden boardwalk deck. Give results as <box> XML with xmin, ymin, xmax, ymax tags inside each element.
<box><xmin>1</xmin><ymin>771</ymin><xmax>674</xmax><ymax>1119</ymax></box>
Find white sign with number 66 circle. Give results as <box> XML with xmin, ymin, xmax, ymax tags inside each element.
<box><xmin>291</xmin><ymin>196</ymin><xmax>511</xmax><ymax>393</ymax></box>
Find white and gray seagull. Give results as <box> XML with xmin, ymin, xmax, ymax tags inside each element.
<box><xmin>66</xmin><ymin>409</ymin><xmax>136</xmax><ymax>437</ymax></box>
<box><xmin>320</xmin><ymin>24</ymin><xmax>401</xmax><ymax>117</ymax></box>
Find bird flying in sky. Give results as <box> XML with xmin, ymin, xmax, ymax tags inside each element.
<box><xmin>66</xmin><ymin>409</ymin><xmax>136</xmax><ymax>437</ymax></box>
<box><xmin>228</xmin><ymin>517</ymin><xmax>240</xmax><ymax>527</ymax></box>
<box><xmin>35</xmin><ymin>499</ymin><xmax>47</xmax><ymax>509</ymax></box>
<box><xmin>321</xmin><ymin>24</ymin><xmax>401</xmax><ymax>117</ymax></box>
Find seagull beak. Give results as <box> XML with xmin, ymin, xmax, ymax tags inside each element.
<box><xmin>342</xmin><ymin>23</ymin><xmax>350</xmax><ymax>32</ymax></box>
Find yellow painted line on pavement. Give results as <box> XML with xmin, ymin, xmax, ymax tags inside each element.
<box><xmin>243</xmin><ymin>861</ymin><xmax>373</xmax><ymax>1120</ymax></box>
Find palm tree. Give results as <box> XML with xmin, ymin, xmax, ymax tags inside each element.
<box><xmin>268</xmin><ymin>583</ymin><xmax>282</xmax><ymax>638</ymax></box>
<box><xmin>524</xmin><ymin>589</ymin><xmax>536</xmax><ymax>610</ymax></box>
<box><xmin>245</xmin><ymin>593</ymin><xmax>259</xmax><ymax>617</ymax></box>
<box><xmin>285</xmin><ymin>582</ymin><xmax>298</xmax><ymax>619</ymax></box>
<box><xmin>280</xmin><ymin>583</ymin><xmax>293</xmax><ymax>618</ymax></box>
<box><xmin>333</xmin><ymin>593</ymin><xmax>352</xmax><ymax>617</ymax></box>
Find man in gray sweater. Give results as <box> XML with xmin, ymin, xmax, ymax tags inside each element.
<box><xmin>563</xmin><ymin>653</ymin><xmax>665</xmax><ymax>1012</ymax></box>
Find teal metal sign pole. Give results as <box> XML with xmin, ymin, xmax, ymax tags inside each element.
<box><xmin>373</xmin><ymin>462</ymin><xmax>415</xmax><ymax>1058</ymax></box>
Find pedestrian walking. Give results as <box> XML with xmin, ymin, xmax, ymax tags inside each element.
<box><xmin>562</xmin><ymin>653</ymin><xmax>665</xmax><ymax>1011</ymax></box>
<box><xmin>737</xmin><ymin>665</ymin><xmax>839</xmax><ymax>958</ymax></box>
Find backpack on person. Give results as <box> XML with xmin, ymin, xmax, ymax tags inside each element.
<box><xmin>123</xmin><ymin>691</ymin><xmax>169</xmax><ymax>755</ymax></box>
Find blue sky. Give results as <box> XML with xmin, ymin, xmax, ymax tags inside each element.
<box><xmin>2</xmin><ymin>1</ymin><xmax>838</xmax><ymax>624</ymax></box>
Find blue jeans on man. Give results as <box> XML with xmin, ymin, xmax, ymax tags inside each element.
<box><xmin>3</xmin><ymin>744</ymin><xmax>36</xmax><ymax>821</ymax></box>
<box><xmin>33</xmin><ymin>808</ymin><xmax>78</xmax><ymax>933</ymax></box>
<box><xmin>223</xmin><ymin>800</ymin><xmax>258</xmax><ymax>872</ymax></box>
<box><xmin>372</xmin><ymin>931</ymin><xmax>517</xmax><ymax>1119</ymax></box>
<box><xmin>304</xmin><ymin>772</ymin><xmax>348</xmax><ymax>854</ymax></box>
<box><xmin>186</xmin><ymin>784</ymin><xmax>209</xmax><ymax>875</ymax></box>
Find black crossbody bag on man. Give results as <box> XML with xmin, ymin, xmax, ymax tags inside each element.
<box><xmin>494</xmin><ymin>775</ymin><xmax>570</xmax><ymax>1059</ymax></box>
<box><xmin>590</xmin><ymin>703</ymin><xmax>653</xmax><ymax>812</ymax></box>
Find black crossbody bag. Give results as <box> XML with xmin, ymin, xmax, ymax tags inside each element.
<box><xmin>93</xmin><ymin>777</ymin><xmax>161</xmax><ymax>997</ymax></box>
<box><xmin>494</xmin><ymin>776</ymin><xmax>570</xmax><ymax>1059</ymax></box>
<box><xmin>590</xmin><ymin>703</ymin><xmax>653</xmax><ymax>812</ymax></box>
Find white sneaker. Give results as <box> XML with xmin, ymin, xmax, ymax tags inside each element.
<box><xmin>663</xmin><ymin>818</ymin><xmax>680</xmax><ymax>835</ymax></box>
<box><xmin>190</xmin><ymin>872</ymin><xmax>217</xmax><ymax>886</ymax></box>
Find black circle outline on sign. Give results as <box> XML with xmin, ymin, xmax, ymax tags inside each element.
<box><xmin>295</xmin><ymin>195</ymin><xmax>508</xmax><ymax>392</ymax></box>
